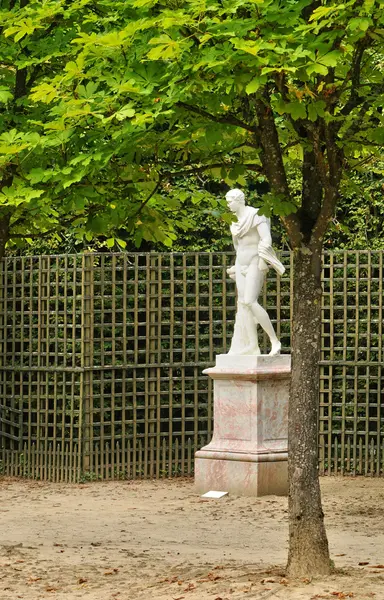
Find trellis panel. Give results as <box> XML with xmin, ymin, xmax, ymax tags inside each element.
<box><xmin>0</xmin><ymin>250</ymin><xmax>383</xmax><ymax>480</ymax></box>
<box><xmin>319</xmin><ymin>250</ymin><xmax>384</xmax><ymax>475</ymax></box>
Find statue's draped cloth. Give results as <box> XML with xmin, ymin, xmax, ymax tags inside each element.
<box><xmin>231</xmin><ymin>206</ymin><xmax>285</xmax><ymax>276</ymax></box>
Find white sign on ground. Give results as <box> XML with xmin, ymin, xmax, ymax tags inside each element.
<box><xmin>201</xmin><ymin>491</ymin><xmax>228</xmax><ymax>499</ymax></box>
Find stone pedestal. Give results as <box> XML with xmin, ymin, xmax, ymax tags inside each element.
<box><xmin>195</xmin><ymin>354</ymin><xmax>291</xmax><ymax>497</ymax></box>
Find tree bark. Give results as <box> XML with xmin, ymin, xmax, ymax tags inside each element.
<box><xmin>287</xmin><ymin>246</ymin><xmax>331</xmax><ymax>578</ymax></box>
<box><xmin>300</xmin><ymin>149</ymin><xmax>323</xmax><ymax>243</ymax></box>
<box><xmin>0</xmin><ymin>214</ymin><xmax>10</xmax><ymax>260</ymax></box>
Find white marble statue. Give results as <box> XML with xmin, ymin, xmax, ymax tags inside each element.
<box><xmin>226</xmin><ymin>189</ymin><xmax>285</xmax><ymax>356</ymax></box>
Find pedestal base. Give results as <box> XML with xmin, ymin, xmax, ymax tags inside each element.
<box><xmin>195</xmin><ymin>452</ymin><xmax>288</xmax><ymax>497</ymax></box>
<box><xmin>195</xmin><ymin>354</ymin><xmax>291</xmax><ymax>497</ymax></box>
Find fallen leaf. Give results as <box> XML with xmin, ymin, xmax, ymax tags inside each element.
<box><xmin>358</xmin><ymin>562</ymin><xmax>369</xmax><ymax>565</ymax></box>
<box><xmin>45</xmin><ymin>586</ymin><xmax>58</xmax><ymax>592</ymax></box>
<box><xmin>198</xmin><ymin>572</ymin><xmax>222</xmax><ymax>583</ymax></box>
<box><xmin>78</xmin><ymin>577</ymin><xmax>88</xmax><ymax>584</ymax></box>
<box><xmin>163</xmin><ymin>575</ymin><xmax>178</xmax><ymax>583</ymax></box>
<box><xmin>161</xmin><ymin>576</ymin><xmax>179</xmax><ymax>584</ymax></box>
<box><xmin>184</xmin><ymin>582</ymin><xmax>195</xmax><ymax>592</ymax></box>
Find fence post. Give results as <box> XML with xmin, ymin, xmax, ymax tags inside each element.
<box><xmin>39</xmin><ymin>256</ymin><xmax>51</xmax><ymax>463</ymax></box>
<box><xmin>0</xmin><ymin>259</ymin><xmax>23</xmax><ymax>453</ymax></box>
<box><xmin>81</xmin><ymin>252</ymin><xmax>94</xmax><ymax>474</ymax></box>
<box><xmin>0</xmin><ymin>258</ymin><xmax>5</xmax><ymax>448</ymax></box>
<box><xmin>147</xmin><ymin>254</ymin><xmax>158</xmax><ymax>478</ymax></box>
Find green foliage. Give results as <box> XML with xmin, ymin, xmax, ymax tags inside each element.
<box><xmin>325</xmin><ymin>165</ymin><xmax>384</xmax><ymax>250</ymax></box>
<box><xmin>79</xmin><ymin>471</ymin><xmax>99</xmax><ymax>483</ymax></box>
<box><xmin>1</xmin><ymin>0</ymin><xmax>383</xmax><ymax>254</ymax></box>
<box><xmin>0</xmin><ymin>0</ymin><xmax>221</xmax><ymax>252</ymax></box>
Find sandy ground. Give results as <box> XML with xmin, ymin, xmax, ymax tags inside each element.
<box><xmin>1</xmin><ymin>477</ymin><xmax>384</xmax><ymax>600</ymax></box>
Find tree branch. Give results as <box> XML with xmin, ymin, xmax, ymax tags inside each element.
<box><xmin>10</xmin><ymin>230</ymin><xmax>61</xmax><ymax>239</ymax></box>
<box><xmin>133</xmin><ymin>180</ymin><xmax>162</xmax><ymax>217</ymax></box>
<box><xmin>299</xmin><ymin>149</ymin><xmax>323</xmax><ymax>243</ymax></box>
<box><xmin>310</xmin><ymin>123</ymin><xmax>342</xmax><ymax>251</ymax></box>
<box><xmin>301</xmin><ymin>1</ymin><xmax>322</xmax><ymax>22</ymax></box>
<box><xmin>10</xmin><ymin>208</ymin><xmax>84</xmax><ymax>234</ymax></box>
<box><xmin>162</xmin><ymin>162</ymin><xmax>262</xmax><ymax>178</ymax></box>
<box><xmin>340</xmin><ymin>36</ymin><xmax>370</xmax><ymax>116</ymax></box>
<box><xmin>177</xmin><ymin>102</ymin><xmax>258</xmax><ymax>133</ymax></box>
<box><xmin>346</xmin><ymin>153</ymin><xmax>376</xmax><ymax>171</ymax></box>
<box><xmin>14</xmin><ymin>68</ymin><xmax>27</xmax><ymax>100</ymax></box>
<box><xmin>27</xmin><ymin>64</ymin><xmax>42</xmax><ymax>90</ymax></box>
<box><xmin>324</xmin><ymin>122</ymin><xmax>343</xmax><ymax>190</ymax></box>
<box><xmin>309</xmin><ymin>188</ymin><xmax>339</xmax><ymax>252</ymax></box>
<box><xmin>312</xmin><ymin>127</ymin><xmax>330</xmax><ymax>190</ymax></box>
<box><xmin>254</xmin><ymin>91</ymin><xmax>302</xmax><ymax>248</ymax></box>
<box><xmin>341</xmin><ymin>101</ymin><xmax>370</xmax><ymax>140</ymax></box>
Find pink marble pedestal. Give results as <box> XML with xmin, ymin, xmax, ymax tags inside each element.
<box><xmin>195</xmin><ymin>354</ymin><xmax>291</xmax><ymax>497</ymax></box>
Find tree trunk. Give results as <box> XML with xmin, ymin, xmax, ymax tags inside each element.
<box><xmin>287</xmin><ymin>246</ymin><xmax>331</xmax><ymax>578</ymax></box>
<box><xmin>0</xmin><ymin>214</ymin><xmax>10</xmax><ymax>260</ymax></box>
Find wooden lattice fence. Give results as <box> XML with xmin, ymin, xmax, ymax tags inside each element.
<box><xmin>0</xmin><ymin>250</ymin><xmax>383</xmax><ymax>481</ymax></box>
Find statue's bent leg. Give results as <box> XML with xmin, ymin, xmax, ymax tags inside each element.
<box><xmin>244</xmin><ymin>264</ymin><xmax>281</xmax><ymax>355</ymax></box>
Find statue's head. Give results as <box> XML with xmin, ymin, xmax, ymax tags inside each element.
<box><xmin>225</xmin><ymin>188</ymin><xmax>245</xmax><ymax>212</ymax></box>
